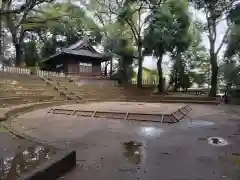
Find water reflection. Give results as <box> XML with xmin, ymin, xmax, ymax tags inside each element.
<box><xmin>186</xmin><ymin>120</ymin><xmax>215</xmax><ymax>128</ymax></box>
<box><xmin>0</xmin><ymin>144</ymin><xmax>56</xmax><ymax>180</ymax></box>
<box><xmin>138</xmin><ymin>127</ymin><xmax>164</xmax><ymax>137</ymax></box>
<box><xmin>123</xmin><ymin>141</ymin><xmax>143</xmax><ymax>165</ymax></box>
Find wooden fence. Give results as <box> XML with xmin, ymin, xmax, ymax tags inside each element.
<box><xmin>0</xmin><ymin>65</ymin><xmax>157</xmax><ymax>85</ymax></box>
<box><xmin>0</xmin><ymin>66</ymin><xmax>68</xmax><ymax>77</ymax></box>
<box><xmin>131</xmin><ymin>79</ymin><xmax>158</xmax><ymax>86</ymax></box>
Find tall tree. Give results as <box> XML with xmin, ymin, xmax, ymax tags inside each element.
<box><xmin>89</xmin><ymin>0</ymin><xmax>162</xmax><ymax>88</ymax></box>
<box><xmin>225</xmin><ymin>3</ymin><xmax>240</xmax><ymax>59</ymax></box>
<box><xmin>23</xmin><ymin>40</ymin><xmax>39</xmax><ymax>67</ymax></box>
<box><xmin>88</xmin><ymin>0</ymin><xmax>137</xmax><ymax>76</ymax></box>
<box><xmin>190</xmin><ymin>0</ymin><xmax>237</xmax><ymax>97</ymax></box>
<box><xmin>2</xmin><ymin>0</ymin><xmax>57</xmax><ymax>66</ymax></box>
<box><xmin>104</xmin><ymin>37</ymin><xmax>136</xmax><ymax>83</ymax></box>
<box><xmin>221</xmin><ymin>3</ymin><xmax>240</xmax><ymax>94</ymax></box>
<box><xmin>177</xmin><ymin>19</ymin><xmax>210</xmax><ymax>88</ymax></box>
<box><xmin>144</xmin><ymin>0</ymin><xmax>190</xmax><ymax>92</ymax></box>
<box><xmin>22</xmin><ymin>2</ymin><xmax>102</xmax><ymax>61</ymax></box>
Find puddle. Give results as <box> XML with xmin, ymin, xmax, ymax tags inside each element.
<box><xmin>208</xmin><ymin>137</ymin><xmax>229</xmax><ymax>146</ymax></box>
<box><xmin>186</xmin><ymin>120</ymin><xmax>215</xmax><ymax>128</ymax></box>
<box><xmin>138</xmin><ymin>126</ymin><xmax>164</xmax><ymax>137</ymax></box>
<box><xmin>0</xmin><ymin>144</ymin><xmax>57</xmax><ymax>179</ymax></box>
<box><xmin>123</xmin><ymin>141</ymin><xmax>143</xmax><ymax>165</ymax></box>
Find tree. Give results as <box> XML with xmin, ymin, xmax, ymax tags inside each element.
<box><xmin>0</xmin><ymin>0</ymin><xmax>28</xmax><ymax>16</ymax></box>
<box><xmin>225</xmin><ymin>3</ymin><xmax>240</xmax><ymax>59</ymax></box>
<box><xmin>24</xmin><ymin>3</ymin><xmax>102</xmax><ymax>61</ymax></box>
<box><xmin>144</xmin><ymin>0</ymin><xmax>190</xmax><ymax>92</ymax></box>
<box><xmin>178</xmin><ymin>19</ymin><xmax>210</xmax><ymax>88</ymax></box>
<box><xmin>2</xmin><ymin>0</ymin><xmax>62</xmax><ymax>66</ymax></box>
<box><xmin>40</xmin><ymin>39</ymin><xmax>56</xmax><ymax>58</ymax></box>
<box><xmin>190</xmin><ymin>0</ymin><xmax>237</xmax><ymax>97</ymax></box>
<box><xmin>113</xmin><ymin>38</ymin><xmax>136</xmax><ymax>83</ymax></box>
<box><xmin>89</xmin><ymin>0</ymin><xmax>162</xmax><ymax>88</ymax></box>
<box><xmin>23</xmin><ymin>40</ymin><xmax>39</xmax><ymax>67</ymax></box>
<box><xmin>221</xmin><ymin>3</ymin><xmax>240</xmax><ymax>96</ymax></box>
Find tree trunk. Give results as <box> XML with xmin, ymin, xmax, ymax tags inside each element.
<box><xmin>110</xmin><ymin>59</ymin><xmax>113</xmax><ymax>75</ymax></box>
<box><xmin>104</xmin><ymin>61</ymin><xmax>109</xmax><ymax>77</ymax></box>
<box><xmin>137</xmin><ymin>43</ymin><xmax>143</xmax><ymax>88</ymax></box>
<box><xmin>173</xmin><ymin>72</ymin><xmax>178</xmax><ymax>92</ymax></box>
<box><xmin>157</xmin><ymin>54</ymin><xmax>163</xmax><ymax>92</ymax></box>
<box><xmin>0</xmin><ymin>14</ymin><xmax>2</xmax><ymax>57</ymax></box>
<box><xmin>15</xmin><ymin>43</ymin><xmax>22</xmax><ymax>67</ymax></box>
<box><xmin>122</xmin><ymin>60</ymin><xmax>128</xmax><ymax>83</ymax></box>
<box><xmin>209</xmin><ymin>52</ymin><xmax>218</xmax><ymax>97</ymax></box>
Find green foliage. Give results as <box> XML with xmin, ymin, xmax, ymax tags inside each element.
<box><xmin>25</xmin><ymin>2</ymin><xmax>103</xmax><ymax>61</ymax></box>
<box><xmin>106</xmin><ymin>37</ymin><xmax>136</xmax><ymax>83</ymax></box>
<box><xmin>179</xmin><ymin>20</ymin><xmax>210</xmax><ymax>87</ymax></box>
<box><xmin>144</xmin><ymin>0</ymin><xmax>191</xmax><ymax>91</ymax></box>
<box><xmin>219</xmin><ymin>59</ymin><xmax>240</xmax><ymax>89</ymax></box>
<box><xmin>144</xmin><ymin>0</ymin><xmax>190</xmax><ymax>55</ymax></box>
<box><xmin>228</xmin><ymin>2</ymin><xmax>240</xmax><ymax>24</ymax></box>
<box><xmin>23</xmin><ymin>40</ymin><xmax>39</xmax><ymax>67</ymax></box>
<box><xmin>225</xmin><ymin>3</ymin><xmax>240</xmax><ymax>59</ymax></box>
<box><xmin>22</xmin><ymin>2</ymin><xmax>102</xmax><ymax>45</ymax></box>
<box><xmin>190</xmin><ymin>0</ymin><xmax>238</xmax><ymax>96</ymax></box>
<box><xmin>189</xmin><ymin>72</ymin><xmax>206</xmax><ymax>87</ymax></box>
<box><xmin>21</xmin><ymin>3</ymin><xmax>70</xmax><ymax>30</ymax></box>
<box><xmin>40</xmin><ymin>40</ymin><xmax>56</xmax><ymax>58</ymax></box>
<box><xmin>225</xmin><ymin>25</ymin><xmax>240</xmax><ymax>58</ymax></box>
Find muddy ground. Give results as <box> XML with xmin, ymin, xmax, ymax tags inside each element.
<box><xmin>2</xmin><ymin>104</ymin><xmax>240</xmax><ymax>180</ymax></box>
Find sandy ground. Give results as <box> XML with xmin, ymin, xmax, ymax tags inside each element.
<box><xmin>52</xmin><ymin>102</ymin><xmax>185</xmax><ymax>114</ymax></box>
<box><xmin>4</xmin><ymin>103</ymin><xmax>240</xmax><ymax>180</ymax></box>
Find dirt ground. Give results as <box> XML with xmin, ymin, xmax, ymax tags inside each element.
<box><xmin>4</xmin><ymin>103</ymin><xmax>240</xmax><ymax>180</ymax></box>
<box><xmin>52</xmin><ymin>102</ymin><xmax>185</xmax><ymax>114</ymax></box>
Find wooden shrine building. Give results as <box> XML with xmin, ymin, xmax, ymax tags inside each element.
<box><xmin>41</xmin><ymin>38</ymin><xmax>108</xmax><ymax>76</ymax></box>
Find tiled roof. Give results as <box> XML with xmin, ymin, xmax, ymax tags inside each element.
<box><xmin>41</xmin><ymin>37</ymin><xmax>105</xmax><ymax>62</ymax></box>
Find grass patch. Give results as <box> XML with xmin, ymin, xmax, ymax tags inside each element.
<box><xmin>0</xmin><ymin>123</ymin><xmax>8</xmax><ymax>133</ymax></box>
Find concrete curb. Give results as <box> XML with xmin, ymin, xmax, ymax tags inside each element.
<box><xmin>0</xmin><ymin>101</ymin><xmax>71</xmax><ymax>122</ymax></box>
<box><xmin>18</xmin><ymin>150</ymin><xmax>76</xmax><ymax>180</ymax></box>
<box><xmin>2</xmin><ymin>100</ymin><xmax>81</xmax><ymax>147</ymax></box>
<box><xmin>1</xmin><ymin>100</ymin><xmax>79</xmax><ymax>180</ymax></box>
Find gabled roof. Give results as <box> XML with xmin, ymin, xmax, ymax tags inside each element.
<box><xmin>41</xmin><ymin>37</ymin><xmax>105</xmax><ymax>62</ymax></box>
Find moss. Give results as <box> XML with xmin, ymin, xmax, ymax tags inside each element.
<box><xmin>0</xmin><ymin>123</ymin><xmax>8</xmax><ymax>133</ymax></box>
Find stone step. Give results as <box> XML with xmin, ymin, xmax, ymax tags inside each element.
<box><xmin>150</xmin><ymin>94</ymin><xmax>217</xmax><ymax>101</ymax></box>
<box><xmin>0</xmin><ymin>96</ymin><xmax>58</xmax><ymax>107</ymax></box>
<box><xmin>83</xmin><ymin>97</ymin><xmax>219</xmax><ymax>104</ymax></box>
<box><xmin>1</xmin><ymin>86</ymin><xmax>54</xmax><ymax>90</ymax></box>
<box><xmin>0</xmin><ymin>79</ymin><xmax>45</xmax><ymax>83</ymax></box>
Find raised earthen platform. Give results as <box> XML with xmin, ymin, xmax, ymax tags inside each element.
<box><xmin>48</xmin><ymin>102</ymin><xmax>192</xmax><ymax>123</ymax></box>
